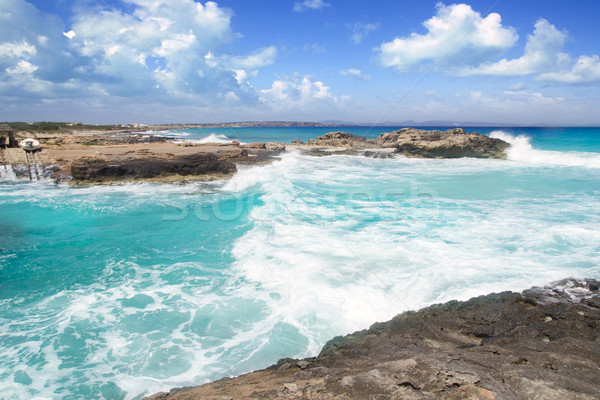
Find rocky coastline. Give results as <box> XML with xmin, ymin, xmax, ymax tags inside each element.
<box><xmin>145</xmin><ymin>278</ymin><xmax>600</xmax><ymax>400</ymax></box>
<box><xmin>2</xmin><ymin>127</ymin><xmax>510</xmax><ymax>183</ymax></box>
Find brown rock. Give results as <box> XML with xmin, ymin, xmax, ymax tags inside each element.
<box><xmin>144</xmin><ymin>279</ymin><xmax>600</xmax><ymax>400</ymax></box>
<box><xmin>265</xmin><ymin>142</ymin><xmax>286</xmax><ymax>152</ymax></box>
<box><xmin>376</xmin><ymin>128</ymin><xmax>509</xmax><ymax>159</ymax></box>
<box><xmin>244</xmin><ymin>142</ymin><xmax>267</xmax><ymax>149</ymax></box>
<box><xmin>314</xmin><ymin>131</ymin><xmax>368</xmax><ymax>148</ymax></box>
<box><xmin>70</xmin><ymin>152</ymin><xmax>236</xmax><ymax>182</ymax></box>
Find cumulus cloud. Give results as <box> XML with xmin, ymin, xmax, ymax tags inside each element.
<box><xmin>67</xmin><ymin>0</ymin><xmax>240</xmax><ymax>96</ymax></box>
<box><xmin>0</xmin><ymin>41</ymin><xmax>37</xmax><ymax>58</ymax></box>
<box><xmin>539</xmin><ymin>55</ymin><xmax>600</xmax><ymax>84</ymax></box>
<box><xmin>293</xmin><ymin>0</ymin><xmax>331</xmax><ymax>13</ymax></box>
<box><xmin>350</xmin><ymin>22</ymin><xmax>379</xmax><ymax>45</ymax></box>
<box><xmin>339</xmin><ymin>68</ymin><xmax>371</xmax><ymax>81</ymax></box>
<box><xmin>6</xmin><ymin>60</ymin><xmax>38</xmax><ymax>75</ymax></box>
<box><xmin>0</xmin><ymin>0</ymin><xmax>86</xmax><ymax>90</ymax></box>
<box><xmin>259</xmin><ymin>75</ymin><xmax>340</xmax><ymax>109</ymax></box>
<box><xmin>459</xmin><ymin>19</ymin><xmax>570</xmax><ymax>76</ymax></box>
<box><xmin>377</xmin><ymin>3</ymin><xmax>517</xmax><ymax>71</ymax></box>
<box><xmin>457</xmin><ymin>18</ymin><xmax>600</xmax><ymax>84</ymax></box>
<box><xmin>0</xmin><ymin>0</ymin><xmax>284</xmax><ymax>109</ymax></box>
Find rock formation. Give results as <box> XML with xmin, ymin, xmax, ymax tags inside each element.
<box><xmin>312</xmin><ymin>131</ymin><xmax>369</xmax><ymax>148</ymax></box>
<box><xmin>70</xmin><ymin>152</ymin><xmax>237</xmax><ymax>182</ymax></box>
<box><xmin>145</xmin><ymin>278</ymin><xmax>600</xmax><ymax>400</ymax></box>
<box><xmin>376</xmin><ymin>128</ymin><xmax>509</xmax><ymax>158</ymax></box>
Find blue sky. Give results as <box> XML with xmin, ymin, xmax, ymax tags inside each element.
<box><xmin>1</xmin><ymin>0</ymin><xmax>600</xmax><ymax>125</ymax></box>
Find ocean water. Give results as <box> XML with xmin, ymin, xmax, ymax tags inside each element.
<box><xmin>1</xmin><ymin>127</ymin><xmax>600</xmax><ymax>399</ymax></box>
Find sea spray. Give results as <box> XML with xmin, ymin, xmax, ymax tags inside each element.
<box><xmin>491</xmin><ymin>130</ymin><xmax>600</xmax><ymax>168</ymax></box>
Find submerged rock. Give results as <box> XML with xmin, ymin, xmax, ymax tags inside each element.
<box><xmin>145</xmin><ymin>278</ymin><xmax>600</xmax><ymax>400</ymax></box>
<box><xmin>376</xmin><ymin>127</ymin><xmax>509</xmax><ymax>158</ymax></box>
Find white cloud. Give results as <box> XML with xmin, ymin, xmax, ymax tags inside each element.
<box><xmin>63</xmin><ymin>30</ymin><xmax>76</xmax><ymax>39</ymax></box>
<box><xmin>259</xmin><ymin>75</ymin><xmax>340</xmax><ymax>109</ymax></box>
<box><xmin>350</xmin><ymin>22</ymin><xmax>378</xmax><ymax>45</ymax></box>
<box><xmin>63</xmin><ymin>0</ymin><xmax>275</xmax><ymax>99</ymax></box>
<box><xmin>303</xmin><ymin>43</ymin><xmax>327</xmax><ymax>53</ymax></box>
<box><xmin>378</xmin><ymin>3</ymin><xmax>517</xmax><ymax>71</ymax></box>
<box><xmin>459</xmin><ymin>19</ymin><xmax>570</xmax><ymax>76</ymax></box>
<box><xmin>225</xmin><ymin>46</ymin><xmax>278</xmax><ymax>69</ymax></box>
<box><xmin>339</xmin><ymin>68</ymin><xmax>371</xmax><ymax>81</ymax></box>
<box><xmin>0</xmin><ymin>40</ymin><xmax>37</xmax><ymax>58</ymax></box>
<box><xmin>0</xmin><ymin>0</ymin><xmax>284</xmax><ymax>117</ymax></box>
<box><xmin>293</xmin><ymin>0</ymin><xmax>331</xmax><ymax>12</ymax></box>
<box><xmin>502</xmin><ymin>90</ymin><xmax>564</xmax><ymax>104</ymax></box>
<box><xmin>6</xmin><ymin>60</ymin><xmax>38</xmax><ymax>75</ymax></box>
<box><xmin>540</xmin><ymin>55</ymin><xmax>600</xmax><ymax>84</ymax></box>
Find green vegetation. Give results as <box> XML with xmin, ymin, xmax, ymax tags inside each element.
<box><xmin>3</xmin><ymin>121</ymin><xmax>119</xmax><ymax>133</ymax></box>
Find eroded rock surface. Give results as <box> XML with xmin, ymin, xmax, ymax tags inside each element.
<box><xmin>145</xmin><ymin>278</ymin><xmax>600</xmax><ymax>400</ymax></box>
<box><xmin>312</xmin><ymin>131</ymin><xmax>369</xmax><ymax>148</ymax></box>
<box><xmin>70</xmin><ymin>152</ymin><xmax>237</xmax><ymax>182</ymax></box>
<box><xmin>376</xmin><ymin>128</ymin><xmax>509</xmax><ymax>158</ymax></box>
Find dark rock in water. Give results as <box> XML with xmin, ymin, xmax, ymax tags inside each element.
<box><xmin>70</xmin><ymin>152</ymin><xmax>236</xmax><ymax>182</ymax></box>
<box><xmin>376</xmin><ymin>127</ymin><xmax>509</xmax><ymax>159</ymax></box>
<box><xmin>292</xmin><ymin>139</ymin><xmax>304</xmax><ymax>145</ymax></box>
<box><xmin>314</xmin><ymin>131</ymin><xmax>368</xmax><ymax>148</ymax></box>
<box><xmin>144</xmin><ymin>278</ymin><xmax>600</xmax><ymax>400</ymax></box>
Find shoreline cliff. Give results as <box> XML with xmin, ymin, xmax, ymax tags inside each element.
<box><xmin>145</xmin><ymin>278</ymin><xmax>600</xmax><ymax>400</ymax></box>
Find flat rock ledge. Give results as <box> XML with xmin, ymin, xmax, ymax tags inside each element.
<box><xmin>145</xmin><ymin>278</ymin><xmax>600</xmax><ymax>400</ymax></box>
<box><xmin>70</xmin><ymin>152</ymin><xmax>238</xmax><ymax>183</ymax></box>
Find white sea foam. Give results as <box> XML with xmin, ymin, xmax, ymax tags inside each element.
<box><xmin>2</xmin><ymin>146</ymin><xmax>599</xmax><ymax>400</ymax></box>
<box><xmin>0</xmin><ymin>165</ymin><xmax>17</xmax><ymax>181</ymax></box>
<box><xmin>230</xmin><ymin>151</ymin><xmax>600</xmax><ymax>347</ymax></box>
<box><xmin>491</xmin><ymin>130</ymin><xmax>600</xmax><ymax>168</ymax></box>
<box><xmin>168</xmin><ymin>132</ymin><xmax>243</xmax><ymax>145</ymax></box>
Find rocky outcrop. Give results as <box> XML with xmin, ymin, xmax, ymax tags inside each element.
<box><xmin>145</xmin><ymin>278</ymin><xmax>600</xmax><ymax>400</ymax></box>
<box><xmin>376</xmin><ymin>128</ymin><xmax>509</xmax><ymax>158</ymax></box>
<box><xmin>70</xmin><ymin>152</ymin><xmax>236</xmax><ymax>182</ymax></box>
<box><xmin>312</xmin><ymin>131</ymin><xmax>369</xmax><ymax>148</ymax></box>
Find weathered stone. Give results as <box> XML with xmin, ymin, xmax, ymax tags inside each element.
<box><xmin>70</xmin><ymin>152</ymin><xmax>236</xmax><ymax>182</ymax></box>
<box><xmin>313</xmin><ymin>131</ymin><xmax>368</xmax><ymax>148</ymax></box>
<box><xmin>375</xmin><ymin>127</ymin><xmax>509</xmax><ymax>159</ymax></box>
<box><xmin>265</xmin><ymin>142</ymin><xmax>286</xmax><ymax>152</ymax></box>
<box><xmin>296</xmin><ymin>360</ymin><xmax>311</xmax><ymax>370</ymax></box>
<box><xmin>245</xmin><ymin>142</ymin><xmax>266</xmax><ymax>149</ymax></box>
<box><xmin>144</xmin><ymin>279</ymin><xmax>600</xmax><ymax>400</ymax></box>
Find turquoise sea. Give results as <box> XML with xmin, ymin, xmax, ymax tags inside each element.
<box><xmin>1</xmin><ymin>127</ymin><xmax>600</xmax><ymax>399</ymax></box>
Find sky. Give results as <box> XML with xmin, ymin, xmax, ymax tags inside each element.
<box><xmin>1</xmin><ymin>0</ymin><xmax>600</xmax><ymax>125</ymax></box>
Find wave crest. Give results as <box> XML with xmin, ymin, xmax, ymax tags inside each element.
<box><xmin>491</xmin><ymin>130</ymin><xmax>600</xmax><ymax>168</ymax></box>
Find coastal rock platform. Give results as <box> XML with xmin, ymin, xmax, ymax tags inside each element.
<box><xmin>145</xmin><ymin>278</ymin><xmax>600</xmax><ymax>400</ymax></box>
<box><xmin>5</xmin><ymin>126</ymin><xmax>509</xmax><ymax>182</ymax></box>
<box><xmin>287</xmin><ymin>128</ymin><xmax>509</xmax><ymax>159</ymax></box>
